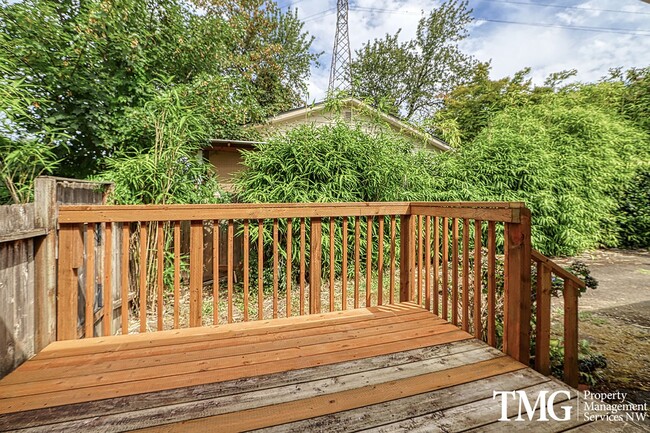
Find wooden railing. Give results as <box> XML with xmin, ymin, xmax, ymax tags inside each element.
<box><xmin>407</xmin><ymin>202</ymin><xmax>532</xmax><ymax>366</ymax></box>
<box><xmin>532</xmin><ymin>249</ymin><xmax>584</xmax><ymax>388</ymax></box>
<box><xmin>55</xmin><ymin>201</ymin><xmax>579</xmax><ymax>385</ymax></box>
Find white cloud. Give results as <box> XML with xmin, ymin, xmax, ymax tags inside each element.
<box><xmin>283</xmin><ymin>0</ymin><xmax>650</xmax><ymax>102</ymax></box>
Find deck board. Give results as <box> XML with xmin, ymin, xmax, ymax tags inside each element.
<box><xmin>0</xmin><ymin>303</ymin><xmax>641</xmax><ymax>432</ymax></box>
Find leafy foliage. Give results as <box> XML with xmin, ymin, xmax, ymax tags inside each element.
<box><xmin>235</xmin><ymin>123</ymin><xmax>439</xmax><ymax>289</ymax></box>
<box><xmin>616</xmin><ymin>164</ymin><xmax>650</xmax><ymax>248</ymax></box>
<box><xmin>351</xmin><ymin>0</ymin><xmax>477</xmax><ymax>121</ymax></box>
<box><xmin>0</xmin><ymin>55</ymin><xmax>61</xmax><ymax>204</ymax></box>
<box><xmin>0</xmin><ymin>139</ymin><xmax>60</xmax><ymax>204</ymax></box>
<box><xmin>429</xmin><ymin>94</ymin><xmax>649</xmax><ymax>256</ymax></box>
<box><xmin>431</xmin><ymin>63</ymin><xmax>550</xmax><ymax>144</ymax></box>
<box><xmin>98</xmin><ymin>79</ymin><xmax>228</xmax><ymax>205</ymax></box>
<box><xmin>606</xmin><ymin>66</ymin><xmax>650</xmax><ymax>134</ymax></box>
<box><xmin>236</xmin><ymin>122</ymin><xmax>437</xmax><ymax>203</ymax></box>
<box><xmin>0</xmin><ymin>0</ymin><xmax>317</xmax><ymax>177</ymax></box>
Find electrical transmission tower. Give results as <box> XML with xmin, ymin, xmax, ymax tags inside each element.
<box><xmin>328</xmin><ymin>0</ymin><xmax>352</xmax><ymax>94</ymax></box>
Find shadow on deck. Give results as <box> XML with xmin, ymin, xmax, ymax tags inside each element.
<box><xmin>0</xmin><ymin>303</ymin><xmax>639</xmax><ymax>432</ymax></box>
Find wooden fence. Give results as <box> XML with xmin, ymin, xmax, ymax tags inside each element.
<box><xmin>0</xmin><ymin>177</ymin><xmax>112</xmax><ymax>378</ymax></box>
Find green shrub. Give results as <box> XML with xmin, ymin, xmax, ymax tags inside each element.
<box><xmin>235</xmin><ymin>123</ymin><xmax>440</xmax><ymax>289</ymax></box>
<box><xmin>99</xmin><ymin>78</ymin><xmax>229</xmax><ymax>205</ymax></box>
<box><xmin>617</xmin><ymin>164</ymin><xmax>650</xmax><ymax>248</ymax></box>
<box><xmin>236</xmin><ymin>122</ymin><xmax>439</xmax><ymax>203</ymax></box>
<box><xmin>431</xmin><ymin>100</ymin><xmax>649</xmax><ymax>256</ymax></box>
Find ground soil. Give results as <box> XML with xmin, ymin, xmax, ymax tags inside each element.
<box><xmin>555</xmin><ymin>249</ymin><xmax>650</xmax><ymax>425</ymax></box>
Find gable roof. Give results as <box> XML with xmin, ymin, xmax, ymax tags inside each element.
<box><xmin>253</xmin><ymin>98</ymin><xmax>451</xmax><ymax>152</ymax></box>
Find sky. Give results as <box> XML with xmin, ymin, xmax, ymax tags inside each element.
<box><xmin>276</xmin><ymin>0</ymin><xmax>650</xmax><ymax>103</ymax></box>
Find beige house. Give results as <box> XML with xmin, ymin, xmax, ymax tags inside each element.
<box><xmin>204</xmin><ymin>98</ymin><xmax>450</xmax><ymax>190</ymax></box>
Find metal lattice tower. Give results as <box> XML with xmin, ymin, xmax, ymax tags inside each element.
<box><xmin>328</xmin><ymin>0</ymin><xmax>352</xmax><ymax>94</ymax></box>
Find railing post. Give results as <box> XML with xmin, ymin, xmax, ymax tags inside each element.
<box><xmin>564</xmin><ymin>280</ymin><xmax>579</xmax><ymax>388</ymax></box>
<box><xmin>56</xmin><ymin>223</ymin><xmax>84</xmax><ymax>340</ymax></box>
<box><xmin>535</xmin><ymin>262</ymin><xmax>552</xmax><ymax>375</ymax></box>
<box><xmin>309</xmin><ymin>218</ymin><xmax>322</xmax><ymax>314</ymax></box>
<box><xmin>503</xmin><ymin>208</ymin><xmax>532</xmax><ymax>365</ymax></box>
<box><xmin>399</xmin><ymin>214</ymin><xmax>415</xmax><ymax>302</ymax></box>
<box><xmin>34</xmin><ymin>177</ymin><xmax>57</xmax><ymax>349</ymax></box>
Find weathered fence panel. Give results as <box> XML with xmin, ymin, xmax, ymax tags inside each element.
<box><xmin>0</xmin><ymin>204</ymin><xmax>36</xmax><ymax>378</ymax></box>
<box><xmin>0</xmin><ymin>177</ymin><xmax>112</xmax><ymax>379</ymax></box>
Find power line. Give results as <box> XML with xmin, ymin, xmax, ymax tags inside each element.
<box><xmin>352</xmin><ymin>6</ymin><xmax>424</xmax><ymax>16</ymax></box>
<box><xmin>277</xmin><ymin>0</ymin><xmax>309</xmax><ymax>10</ymax></box>
<box><xmin>301</xmin><ymin>8</ymin><xmax>336</xmax><ymax>22</ymax></box>
<box><xmin>474</xmin><ymin>16</ymin><xmax>650</xmax><ymax>35</ymax></box>
<box><xmin>475</xmin><ymin>0</ymin><xmax>650</xmax><ymax>16</ymax></box>
<box><xmin>346</xmin><ymin>5</ymin><xmax>650</xmax><ymax>36</ymax></box>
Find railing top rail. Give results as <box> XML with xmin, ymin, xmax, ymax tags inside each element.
<box><xmin>532</xmin><ymin>249</ymin><xmax>586</xmax><ymax>289</ymax></box>
<box><xmin>409</xmin><ymin>202</ymin><xmax>523</xmax><ymax>223</ymax></box>
<box><xmin>57</xmin><ymin>202</ymin><xmax>411</xmax><ymax>223</ymax></box>
<box><xmin>57</xmin><ymin>201</ymin><xmax>525</xmax><ymax>224</ymax></box>
<box><xmin>410</xmin><ymin>201</ymin><xmax>525</xmax><ymax>209</ymax></box>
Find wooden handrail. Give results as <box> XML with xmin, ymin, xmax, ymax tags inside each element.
<box><xmin>531</xmin><ymin>248</ymin><xmax>581</xmax><ymax>388</ymax></box>
<box><xmin>57</xmin><ymin>202</ymin><xmax>524</xmax><ymax>224</ymax></box>
<box><xmin>531</xmin><ymin>249</ymin><xmax>585</xmax><ymax>289</ymax></box>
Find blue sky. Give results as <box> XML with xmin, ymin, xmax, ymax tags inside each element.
<box><xmin>278</xmin><ymin>0</ymin><xmax>650</xmax><ymax>102</ymax></box>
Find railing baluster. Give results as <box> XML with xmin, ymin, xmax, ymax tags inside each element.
<box><xmin>389</xmin><ymin>216</ymin><xmax>396</xmax><ymax>304</ymax></box>
<box><xmin>286</xmin><ymin>219</ymin><xmax>292</xmax><ymax>317</ymax></box>
<box><xmin>139</xmin><ymin>223</ymin><xmax>147</xmax><ymax>332</ymax></box>
<box><xmin>451</xmin><ymin>218</ymin><xmax>459</xmax><ymax>326</ymax></box>
<box><xmin>330</xmin><ymin>218</ymin><xmax>335</xmax><ymax>312</ymax></box>
<box><xmin>103</xmin><ymin>222</ymin><xmax>113</xmax><ymax>336</ymax></box>
<box><xmin>536</xmin><ymin>262</ymin><xmax>551</xmax><ymax>375</ymax></box>
<box><xmin>213</xmin><ymin>220</ymin><xmax>219</xmax><ymax>325</ymax></box>
<box><xmin>243</xmin><ymin>220</ymin><xmax>250</xmax><ymax>321</ymax></box>
<box><xmin>85</xmin><ymin>224</ymin><xmax>95</xmax><ymax>338</ymax></box>
<box><xmin>189</xmin><ymin>220</ymin><xmax>203</xmax><ymax>328</ymax></box>
<box><xmin>487</xmin><ymin>221</ymin><xmax>496</xmax><ymax>347</ymax></box>
<box><xmin>417</xmin><ymin>215</ymin><xmax>423</xmax><ymax>305</ymax></box>
<box><xmin>227</xmin><ymin>220</ymin><xmax>234</xmax><ymax>324</ymax></box>
<box><xmin>299</xmin><ymin>218</ymin><xmax>305</xmax><ymax>315</ymax></box>
<box><xmin>366</xmin><ymin>216</ymin><xmax>373</xmax><ymax>307</ymax></box>
<box><xmin>377</xmin><ymin>216</ymin><xmax>384</xmax><ymax>306</ymax></box>
<box><xmin>121</xmin><ymin>223</ymin><xmax>129</xmax><ymax>334</ymax></box>
<box><xmin>342</xmin><ymin>217</ymin><xmax>348</xmax><ymax>310</ymax></box>
<box><xmin>399</xmin><ymin>214</ymin><xmax>415</xmax><ymax>302</ymax></box>
<box><xmin>309</xmin><ymin>218</ymin><xmax>322</xmax><ymax>314</ymax></box>
<box><xmin>564</xmin><ymin>280</ymin><xmax>579</xmax><ymax>388</ymax></box>
<box><xmin>424</xmin><ymin>216</ymin><xmax>431</xmax><ymax>311</ymax></box>
<box><xmin>474</xmin><ymin>220</ymin><xmax>482</xmax><ymax>340</ymax></box>
<box><xmin>442</xmin><ymin>217</ymin><xmax>449</xmax><ymax>320</ymax></box>
<box><xmin>272</xmin><ymin>219</ymin><xmax>279</xmax><ymax>319</ymax></box>
<box><xmin>173</xmin><ymin>221</ymin><xmax>180</xmax><ymax>329</ymax></box>
<box><xmin>354</xmin><ymin>216</ymin><xmax>360</xmax><ymax>309</ymax></box>
<box><xmin>156</xmin><ymin>222</ymin><xmax>163</xmax><ymax>332</ymax></box>
<box><xmin>433</xmin><ymin>216</ymin><xmax>439</xmax><ymax>316</ymax></box>
<box><xmin>258</xmin><ymin>219</ymin><xmax>264</xmax><ymax>320</ymax></box>
<box><xmin>462</xmin><ymin>219</ymin><xmax>470</xmax><ymax>332</ymax></box>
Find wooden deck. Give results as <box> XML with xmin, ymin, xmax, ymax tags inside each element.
<box><xmin>0</xmin><ymin>303</ymin><xmax>639</xmax><ymax>432</ymax></box>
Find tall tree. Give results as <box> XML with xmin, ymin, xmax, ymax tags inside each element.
<box><xmin>196</xmin><ymin>0</ymin><xmax>317</xmax><ymax>112</ymax></box>
<box><xmin>351</xmin><ymin>0</ymin><xmax>477</xmax><ymax>121</ymax></box>
<box><xmin>0</xmin><ymin>0</ymin><xmax>317</xmax><ymax>178</ymax></box>
<box><xmin>431</xmin><ymin>63</ymin><xmax>544</xmax><ymax>144</ymax></box>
